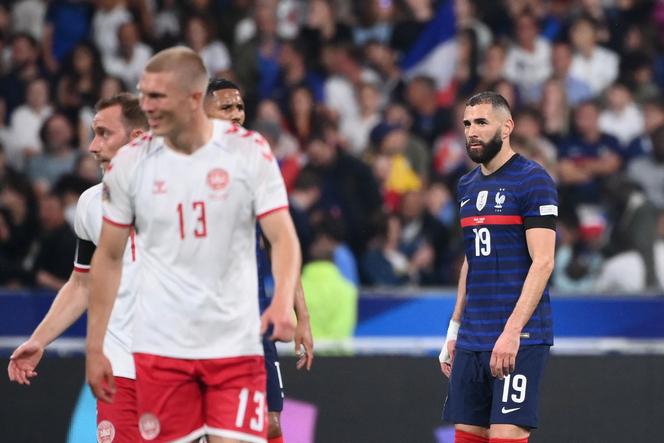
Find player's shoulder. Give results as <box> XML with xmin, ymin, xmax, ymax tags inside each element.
<box><xmin>112</xmin><ymin>133</ymin><xmax>160</xmax><ymax>165</ymax></box>
<box><xmin>215</xmin><ymin>120</ymin><xmax>271</xmax><ymax>157</ymax></box>
<box><xmin>458</xmin><ymin>165</ymin><xmax>481</xmax><ymax>188</ymax></box>
<box><xmin>512</xmin><ymin>155</ymin><xmax>554</xmax><ymax>182</ymax></box>
<box><xmin>77</xmin><ymin>182</ymin><xmax>104</xmax><ymax>210</ymax></box>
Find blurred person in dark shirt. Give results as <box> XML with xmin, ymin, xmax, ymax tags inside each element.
<box><xmin>32</xmin><ymin>192</ymin><xmax>76</xmax><ymax>290</ymax></box>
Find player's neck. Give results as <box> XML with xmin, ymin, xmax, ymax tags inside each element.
<box><xmin>165</xmin><ymin>116</ymin><xmax>214</xmax><ymax>155</ymax></box>
<box><xmin>480</xmin><ymin>145</ymin><xmax>516</xmax><ymax>175</ymax></box>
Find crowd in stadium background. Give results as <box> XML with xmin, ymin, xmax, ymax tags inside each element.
<box><xmin>1</xmin><ymin>0</ymin><xmax>664</xmax><ymax>291</ymax></box>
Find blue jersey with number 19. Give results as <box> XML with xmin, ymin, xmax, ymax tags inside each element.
<box><xmin>456</xmin><ymin>154</ymin><xmax>558</xmax><ymax>351</ymax></box>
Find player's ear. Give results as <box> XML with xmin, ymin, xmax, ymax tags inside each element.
<box><xmin>502</xmin><ymin>117</ymin><xmax>515</xmax><ymax>139</ymax></box>
<box><xmin>191</xmin><ymin>90</ymin><xmax>204</xmax><ymax>111</ymax></box>
<box><xmin>129</xmin><ymin>129</ymin><xmax>144</xmax><ymax>140</ymax></box>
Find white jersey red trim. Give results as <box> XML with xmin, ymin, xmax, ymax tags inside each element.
<box><xmin>102</xmin><ymin>120</ymin><xmax>289</xmax><ymax>359</ymax></box>
<box><xmin>74</xmin><ymin>184</ymin><xmax>140</xmax><ymax>379</ymax></box>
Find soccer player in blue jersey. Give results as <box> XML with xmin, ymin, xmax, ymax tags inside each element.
<box><xmin>205</xmin><ymin>78</ymin><xmax>315</xmax><ymax>443</ymax></box>
<box><xmin>439</xmin><ymin>91</ymin><xmax>557</xmax><ymax>443</ymax></box>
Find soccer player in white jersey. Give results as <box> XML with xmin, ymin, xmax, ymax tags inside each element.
<box><xmin>7</xmin><ymin>93</ymin><xmax>148</xmax><ymax>442</ymax></box>
<box><xmin>86</xmin><ymin>47</ymin><xmax>301</xmax><ymax>443</ymax></box>
<box><xmin>205</xmin><ymin>78</ymin><xmax>314</xmax><ymax>443</ymax></box>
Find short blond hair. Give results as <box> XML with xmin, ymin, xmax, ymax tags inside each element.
<box><xmin>144</xmin><ymin>46</ymin><xmax>208</xmax><ymax>93</ymax></box>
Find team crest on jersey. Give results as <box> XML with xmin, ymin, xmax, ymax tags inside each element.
<box><xmin>495</xmin><ymin>191</ymin><xmax>506</xmax><ymax>209</ymax></box>
<box><xmin>139</xmin><ymin>413</ymin><xmax>160</xmax><ymax>440</ymax></box>
<box><xmin>476</xmin><ymin>190</ymin><xmax>488</xmax><ymax>211</ymax></box>
<box><xmin>97</xmin><ymin>420</ymin><xmax>115</xmax><ymax>443</ymax></box>
<box><xmin>207</xmin><ymin>168</ymin><xmax>229</xmax><ymax>191</ymax></box>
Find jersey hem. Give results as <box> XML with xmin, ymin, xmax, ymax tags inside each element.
<box><xmin>102</xmin><ymin>216</ymin><xmax>132</xmax><ymax>228</ymax></box>
<box><xmin>257</xmin><ymin>205</ymin><xmax>289</xmax><ymax>219</ymax></box>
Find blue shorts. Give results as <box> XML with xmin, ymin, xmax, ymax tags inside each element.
<box><xmin>443</xmin><ymin>345</ymin><xmax>549</xmax><ymax>429</ymax></box>
<box><xmin>262</xmin><ymin>334</ymin><xmax>284</xmax><ymax>412</ymax></box>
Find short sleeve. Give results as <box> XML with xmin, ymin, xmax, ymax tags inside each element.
<box><xmin>102</xmin><ymin>150</ymin><xmax>135</xmax><ymax>227</ymax></box>
<box><xmin>250</xmin><ymin>136</ymin><xmax>289</xmax><ymax>218</ymax></box>
<box><xmin>520</xmin><ymin>167</ymin><xmax>558</xmax><ymax>219</ymax></box>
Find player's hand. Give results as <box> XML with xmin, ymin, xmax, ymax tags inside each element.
<box><xmin>490</xmin><ymin>329</ymin><xmax>520</xmax><ymax>379</ymax></box>
<box><xmin>261</xmin><ymin>302</ymin><xmax>296</xmax><ymax>342</ymax></box>
<box><xmin>439</xmin><ymin>339</ymin><xmax>456</xmax><ymax>378</ymax></box>
<box><xmin>294</xmin><ymin>317</ymin><xmax>314</xmax><ymax>371</ymax></box>
<box><xmin>8</xmin><ymin>339</ymin><xmax>44</xmax><ymax>385</ymax></box>
<box><xmin>86</xmin><ymin>351</ymin><xmax>116</xmax><ymax>403</ymax></box>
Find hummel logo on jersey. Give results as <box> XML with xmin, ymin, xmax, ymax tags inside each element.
<box><xmin>153</xmin><ymin>180</ymin><xmax>167</xmax><ymax>194</ymax></box>
<box><xmin>460</xmin><ymin>199</ymin><xmax>470</xmax><ymax>208</ymax></box>
<box><xmin>501</xmin><ymin>407</ymin><xmax>521</xmax><ymax>414</ymax></box>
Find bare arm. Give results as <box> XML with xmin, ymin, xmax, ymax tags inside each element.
<box><xmin>259</xmin><ymin>209</ymin><xmax>302</xmax><ymax>341</ymax></box>
<box><xmin>586</xmin><ymin>151</ymin><xmax>621</xmax><ymax>176</ymax></box>
<box><xmin>440</xmin><ymin>256</ymin><xmax>468</xmax><ymax>377</ymax></box>
<box><xmin>8</xmin><ymin>270</ymin><xmax>89</xmax><ymax>384</ymax></box>
<box><xmin>491</xmin><ymin>227</ymin><xmax>556</xmax><ymax>379</ymax></box>
<box><xmin>86</xmin><ymin>221</ymin><xmax>129</xmax><ymax>402</ymax></box>
<box><xmin>293</xmin><ymin>280</ymin><xmax>314</xmax><ymax>370</ymax></box>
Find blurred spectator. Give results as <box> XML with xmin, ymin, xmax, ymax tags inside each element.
<box><xmin>627</xmin><ymin>125</ymin><xmax>664</xmax><ymax>210</ymax></box>
<box><xmin>25</xmin><ymin>113</ymin><xmax>78</xmax><ymax>191</ymax></box>
<box><xmin>398</xmin><ymin>189</ymin><xmax>452</xmax><ymax>285</ymax></box>
<box><xmin>56</xmin><ymin>41</ymin><xmax>105</xmax><ymax>119</ymax></box>
<box><xmin>272</xmin><ymin>38</ymin><xmax>324</xmax><ymax>112</ymax></box>
<box><xmin>621</xmin><ymin>51</ymin><xmax>661</xmax><ymax>104</ymax></box>
<box><xmin>513</xmin><ymin>107</ymin><xmax>557</xmax><ymax>178</ymax></box>
<box><xmin>183</xmin><ymin>15</ymin><xmax>231</xmax><ymax>79</ymax></box>
<box><xmin>369</xmin><ymin>122</ymin><xmax>424</xmax><ymax>211</ymax></box>
<box><xmin>539</xmin><ymin>77</ymin><xmax>571</xmax><ymax>142</ymax></box>
<box><xmin>299</xmin><ymin>0</ymin><xmax>353</xmax><ymax>72</ymax></box>
<box><xmin>364</xmin><ymin>40</ymin><xmax>406</xmax><ymax>105</ymax></box>
<box><xmin>557</xmin><ymin>100</ymin><xmax>622</xmax><ymax>207</ymax></box>
<box><xmin>503</xmin><ymin>12</ymin><xmax>551</xmax><ymax>104</ymax></box>
<box><xmin>404</xmin><ymin>75</ymin><xmax>450</xmax><ymax>145</ymax></box>
<box><xmin>300</xmin><ymin>130</ymin><xmax>382</xmax><ymax>256</ymax></box>
<box><xmin>476</xmin><ymin>42</ymin><xmax>507</xmax><ymax>92</ymax></box>
<box><xmin>312</xmin><ymin>214</ymin><xmax>359</xmax><ymax>287</ymax></box>
<box><xmin>10</xmin><ymin>0</ymin><xmax>47</xmax><ymax>40</ymax></box>
<box><xmin>598</xmin><ymin>82</ymin><xmax>644</xmax><ymax>147</ymax></box>
<box><xmin>550</xmin><ymin>41</ymin><xmax>593</xmax><ymax>106</ymax></box>
<box><xmin>431</xmin><ymin>100</ymin><xmax>470</xmax><ymax>184</ymax></box>
<box><xmin>286</xmin><ymin>85</ymin><xmax>318</xmax><ymax>147</ymax></box>
<box><xmin>8</xmin><ymin>77</ymin><xmax>53</xmax><ymax>166</ymax></box>
<box><xmin>624</xmin><ymin>96</ymin><xmax>664</xmax><ymax>159</ymax></box>
<box><xmin>341</xmin><ymin>82</ymin><xmax>381</xmax><ymax>156</ymax></box>
<box><xmin>32</xmin><ymin>193</ymin><xmax>76</xmax><ymax>290</ymax></box>
<box><xmin>449</xmin><ymin>28</ymin><xmax>480</xmax><ymax>100</ymax></box>
<box><xmin>352</xmin><ymin>0</ymin><xmax>394</xmax><ymax>46</ymax></box>
<box><xmin>301</xmin><ymin>227</ymin><xmax>358</xmax><ymax>340</ymax></box>
<box><xmin>103</xmin><ymin>21</ymin><xmax>152</xmax><ymax>91</ymax></box>
<box><xmin>0</xmin><ymin>206</ymin><xmax>32</xmax><ymax>287</ymax></box>
<box><xmin>289</xmin><ymin>169</ymin><xmax>321</xmax><ymax>262</ymax></box>
<box><xmin>153</xmin><ymin>0</ymin><xmax>181</xmax><ymax>48</ymax></box>
<box><xmin>361</xmin><ymin>214</ymin><xmax>410</xmax><ymax>285</ymax></box>
<box><xmin>454</xmin><ymin>0</ymin><xmax>492</xmax><ymax>53</ymax></box>
<box><xmin>41</xmin><ymin>0</ymin><xmax>93</xmax><ymax>71</ymax></box>
<box><xmin>0</xmin><ymin>100</ymin><xmax>15</xmax><ymax>168</ymax></box>
<box><xmin>92</xmin><ymin>0</ymin><xmax>132</xmax><ymax>58</ymax></box>
<box><xmin>569</xmin><ymin>15</ymin><xmax>619</xmax><ymax>96</ymax></box>
<box><xmin>0</xmin><ymin>33</ymin><xmax>44</xmax><ymax>115</ymax></box>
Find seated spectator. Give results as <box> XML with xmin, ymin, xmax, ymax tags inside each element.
<box><xmin>557</xmin><ymin>100</ymin><xmax>622</xmax><ymax>207</ymax></box>
<box><xmin>569</xmin><ymin>15</ymin><xmax>619</xmax><ymax>97</ymax></box>
<box><xmin>103</xmin><ymin>20</ymin><xmax>152</xmax><ymax>91</ymax></box>
<box><xmin>32</xmin><ymin>192</ymin><xmax>76</xmax><ymax>290</ymax></box>
<box><xmin>624</xmin><ymin>96</ymin><xmax>664</xmax><ymax>160</ymax></box>
<box><xmin>288</xmin><ymin>169</ymin><xmax>322</xmax><ymax>263</ymax></box>
<box><xmin>183</xmin><ymin>15</ymin><xmax>231</xmax><ymax>78</ymax></box>
<box><xmin>598</xmin><ymin>82</ymin><xmax>644</xmax><ymax>147</ymax></box>
<box><xmin>8</xmin><ymin>77</ymin><xmax>53</xmax><ymax>167</ymax></box>
<box><xmin>549</xmin><ymin>41</ymin><xmax>593</xmax><ymax>106</ymax></box>
<box><xmin>25</xmin><ymin>113</ymin><xmax>78</xmax><ymax>192</ymax></box>
<box><xmin>301</xmin><ymin>228</ymin><xmax>358</xmax><ymax>341</ymax></box>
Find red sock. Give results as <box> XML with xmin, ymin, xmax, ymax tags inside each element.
<box><xmin>489</xmin><ymin>438</ymin><xmax>528</xmax><ymax>443</ymax></box>
<box><xmin>455</xmin><ymin>429</ymin><xmax>490</xmax><ymax>443</ymax></box>
<box><xmin>268</xmin><ymin>436</ymin><xmax>284</xmax><ymax>443</ymax></box>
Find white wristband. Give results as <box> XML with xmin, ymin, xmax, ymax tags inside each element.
<box><xmin>438</xmin><ymin>320</ymin><xmax>461</xmax><ymax>363</ymax></box>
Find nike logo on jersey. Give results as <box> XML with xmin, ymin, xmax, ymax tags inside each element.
<box><xmin>501</xmin><ymin>407</ymin><xmax>521</xmax><ymax>414</ymax></box>
<box><xmin>460</xmin><ymin>199</ymin><xmax>470</xmax><ymax>207</ymax></box>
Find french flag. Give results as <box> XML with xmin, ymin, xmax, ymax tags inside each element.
<box><xmin>399</xmin><ymin>0</ymin><xmax>456</xmax><ymax>90</ymax></box>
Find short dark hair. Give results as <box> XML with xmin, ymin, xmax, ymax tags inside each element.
<box><xmin>466</xmin><ymin>91</ymin><xmax>512</xmax><ymax>116</ymax></box>
<box><xmin>95</xmin><ymin>93</ymin><xmax>148</xmax><ymax>130</ymax></box>
<box><xmin>207</xmin><ymin>78</ymin><xmax>240</xmax><ymax>96</ymax></box>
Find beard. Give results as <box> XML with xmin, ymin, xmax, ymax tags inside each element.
<box><xmin>466</xmin><ymin>130</ymin><xmax>503</xmax><ymax>164</ymax></box>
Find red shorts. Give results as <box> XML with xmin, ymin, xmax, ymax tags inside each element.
<box><xmin>96</xmin><ymin>376</ymin><xmax>139</xmax><ymax>443</ymax></box>
<box><xmin>133</xmin><ymin>353</ymin><xmax>267</xmax><ymax>443</ymax></box>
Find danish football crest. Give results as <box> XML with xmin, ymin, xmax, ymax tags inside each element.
<box><xmin>476</xmin><ymin>190</ymin><xmax>488</xmax><ymax>211</ymax></box>
<box><xmin>97</xmin><ymin>420</ymin><xmax>115</xmax><ymax>443</ymax></box>
<box><xmin>207</xmin><ymin>168</ymin><xmax>229</xmax><ymax>191</ymax></box>
<box><xmin>139</xmin><ymin>413</ymin><xmax>160</xmax><ymax>440</ymax></box>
